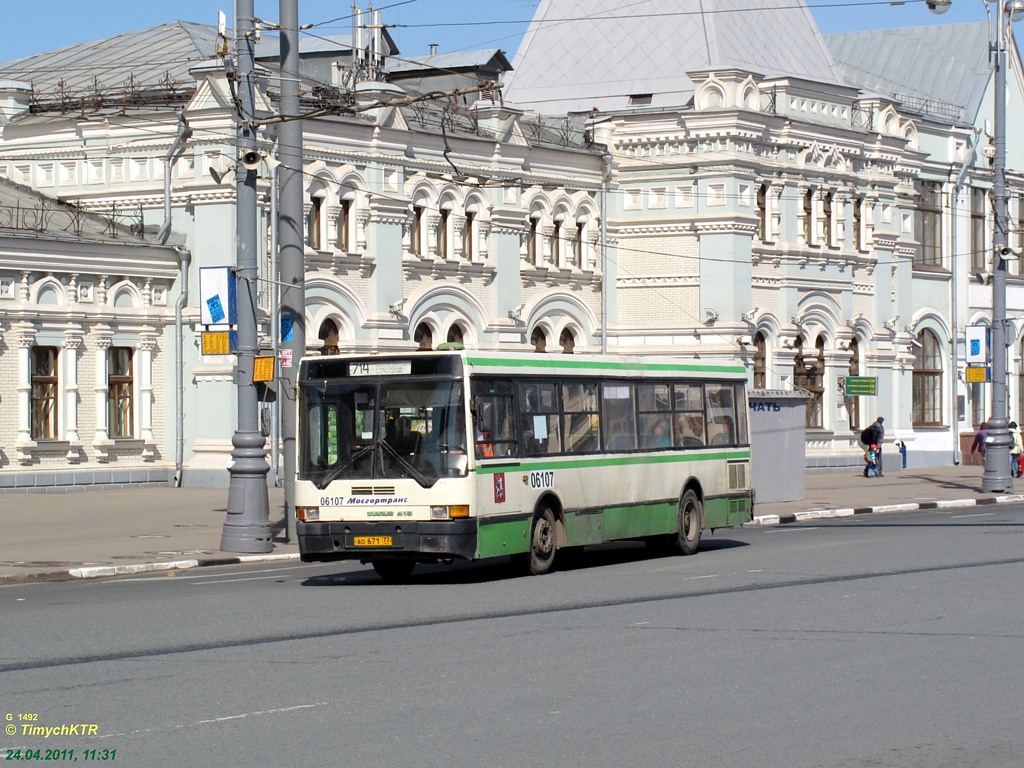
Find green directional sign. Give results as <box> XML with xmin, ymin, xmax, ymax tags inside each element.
<box><xmin>845</xmin><ymin>376</ymin><xmax>877</xmax><ymax>396</ymax></box>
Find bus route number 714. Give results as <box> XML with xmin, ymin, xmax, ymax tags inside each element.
<box><xmin>527</xmin><ymin>470</ymin><xmax>555</xmax><ymax>490</ymax></box>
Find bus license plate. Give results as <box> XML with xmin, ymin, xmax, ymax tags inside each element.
<box><xmin>354</xmin><ymin>536</ymin><xmax>393</xmax><ymax>547</ymax></box>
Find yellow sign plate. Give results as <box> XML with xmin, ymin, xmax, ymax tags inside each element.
<box><xmin>965</xmin><ymin>367</ymin><xmax>990</xmax><ymax>383</ymax></box>
<box><xmin>253</xmin><ymin>356</ymin><xmax>275</xmax><ymax>383</ymax></box>
<box><xmin>201</xmin><ymin>331</ymin><xmax>232</xmax><ymax>355</ymax></box>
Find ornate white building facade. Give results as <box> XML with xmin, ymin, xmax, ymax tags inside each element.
<box><xmin>1</xmin><ymin>7</ymin><xmax>1023</xmax><ymax>488</ymax></box>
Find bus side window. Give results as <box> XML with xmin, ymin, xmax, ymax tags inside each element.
<box><xmin>706</xmin><ymin>383</ymin><xmax>737</xmax><ymax>446</ymax></box>
<box><xmin>471</xmin><ymin>379</ymin><xmax>517</xmax><ymax>457</ymax></box>
<box><xmin>517</xmin><ymin>382</ymin><xmax>561</xmax><ymax>455</ymax></box>
<box><xmin>475</xmin><ymin>401</ymin><xmax>495</xmax><ymax>458</ymax></box>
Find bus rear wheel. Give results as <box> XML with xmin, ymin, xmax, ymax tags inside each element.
<box><xmin>677</xmin><ymin>489</ymin><xmax>703</xmax><ymax>556</ymax></box>
<box><xmin>529</xmin><ymin>505</ymin><xmax>558</xmax><ymax>575</ymax></box>
<box><xmin>372</xmin><ymin>559</ymin><xmax>416</xmax><ymax>582</ymax></box>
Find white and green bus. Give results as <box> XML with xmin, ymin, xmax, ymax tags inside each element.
<box><xmin>295</xmin><ymin>349</ymin><xmax>752</xmax><ymax>580</ymax></box>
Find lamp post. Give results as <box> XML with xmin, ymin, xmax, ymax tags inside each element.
<box><xmin>929</xmin><ymin>0</ymin><xmax>1022</xmax><ymax>491</ymax></box>
<box><xmin>221</xmin><ymin>0</ymin><xmax>273</xmax><ymax>552</ymax></box>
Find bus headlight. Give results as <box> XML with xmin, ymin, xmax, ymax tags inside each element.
<box><xmin>296</xmin><ymin>506</ymin><xmax>319</xmax><ymax>522</ymax></box>
<box><xmin>430</xmin><ymin>505</ymin><xmax>470</xmax><ymax>520</ymax></box>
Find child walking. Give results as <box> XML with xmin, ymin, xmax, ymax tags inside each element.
<box><xmin>864</xmin><ymin>444</ymin><xmax>880</xmax><ymax>478</ymax></box>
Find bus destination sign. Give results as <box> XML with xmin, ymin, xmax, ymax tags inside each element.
<box><xmin>349</xmin><ymin>360</ymin><xmax>412</xmax><ymax>377</ymax></box>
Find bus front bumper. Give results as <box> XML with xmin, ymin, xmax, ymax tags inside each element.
<box><xmin>297</xmin><ymin>519</ymin><xmax>478</xmax><ymax>562</ymax></box>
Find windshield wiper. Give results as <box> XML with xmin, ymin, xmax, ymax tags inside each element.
<box><xmin>312</xmin><ymin>444</ymin><xmax>374</xmax><ymax>490</ymax></box>
<box><xmin>378</xmin><ymin>439</ymin><xmax>436</xmax><ymax>488</ymax></box>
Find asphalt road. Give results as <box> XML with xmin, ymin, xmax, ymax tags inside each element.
<box><xmin>3</xmin><ymin>506</ymin><xmax>1024</xmax><ymax>768</ymax></box>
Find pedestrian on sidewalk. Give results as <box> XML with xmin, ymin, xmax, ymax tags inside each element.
<box><xmin>863</xmin><ymin>416</ymin><xmax>885</xmax><ymax>476</ymax></box>
<box><xmin>971</xmin><ymin>422</ymin><xmax>989</xmax><ymax>459</ymax></box>
<box><xmin>1010</xmin><ymin>421</ymin><xmax>1023</xmax><ymax>477</ymax></box>
<box><xmin>863</xmin><ymin>443</ymin><xmax>880</xmax><ymax>478</ymax></box>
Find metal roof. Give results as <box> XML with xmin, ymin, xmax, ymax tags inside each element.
<box><xmin>0</xmin><ymin>22</ymin><xmax>220</xmax><ymax>104</ymax></box>
<box><xmin>501</xmin><ymin>0</ymin><xmax>844</xmax><ymax>116</ymax></box>
<box><xmin>0</xmin><ymin>178</ymin><xmax>155</xmax><ymax>245</ymax></box>
<box><xmin>389</xmin><ymin>50</ymin><xmax>512</xmax><ymax>74</ymax></box>
<box><xmin>826</xmin><ymin>22</ymin><xmax>993</xmax><ymax>123</ymax></box>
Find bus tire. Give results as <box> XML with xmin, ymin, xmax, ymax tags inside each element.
<box><xmin>529</xmin><ymin>505</ymin><xmax>558</xmax><ymax>575</ymax></box>
<box><xmin>677</xmin><ymin>489</ymin><xmax>703</xmax><ymax>556</ymax></box>
<box><xmin>372</xmin><ymin>559</ymin><xmax>416</xmax><ymax>582</ymax></box>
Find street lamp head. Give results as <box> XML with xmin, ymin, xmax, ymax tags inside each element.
<box><xmin>1008</xmin><ymin>0</ymin><xmax>1024</xmax><ymax>23</ymax></box>
<box><xmin>926</xmin><ymin>0</ymin><xmax>952</xmax><ymax>13</ymax></box>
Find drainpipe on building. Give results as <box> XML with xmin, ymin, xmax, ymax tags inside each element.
<box><xmin>157</xmin><ymin>110</ymin><xmax>193</xmax><ymax>245</ymax></box>
<box><xmin>173</xmin><ymin>247</ymin><xmax>191</xmax><ymax>487</ymax></box>
<box><xmin>950</xmin><ymin>131</ymin><xmax>979</xmax><ymax>465</ymax></box>
<box><xmin>157</xmin><ymin>109</ymin><xmax>193</xmax><ymax>487</ymax></box>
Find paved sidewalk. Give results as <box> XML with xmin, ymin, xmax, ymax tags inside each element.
<box><xmin>1</xmin><ymin>464</ymin><xmax>1020</xmax><ymax>584</ymax></box>
<box><xmin>0</xmin><ymin>487</ymin><xmax>297</xmax><ymax>585</ymax></box>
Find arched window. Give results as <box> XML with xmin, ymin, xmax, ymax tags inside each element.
<box><xmin>463</xmin><ymin>208</ymin><xmax>477</xmax><ymax>261</ymax></box>
<box><xmin>437</xmin><ymin>203</ymin><xmax>452</xmax><ymax>260</ymax></box>
<box><xmin>414</xmin><ymin>323</ymin><xmax>433</xmax><ymax>351</ymax></box>
<box><xmin>531</xmin><ymin>327</ymin><xmax>547</xmax><ymax>353</ymax></box>
<box><xmin>338</xmin><ymin>191</ymin><xmax>355</xmax><ymax>253</ymax></box>
<box><xmin>447</xmin><ymin>324</ymin><xmax>464</xmax><ymax>346</ymax></box>
<box><xmin>853</xmin><ymin>196</ymin><xmax>864</xmax><ymax>252</ymax></box>
<box><xmin>756</xmin><ymin>184</ymin><xmax>767</xmax><ymax>242</ymax></box>
<box><xmin>794</xmin><ymin>335</ymin><xmax>825</xmax><ymax>428</ymax></box>
<box><xmin>913</xmin><ymin>329</ymin><xmax>943</xmax><ymax>426</ymax></box>
<box><xmin>971</xmin><ymin>188</ymin><xmax>987</xmax><ymax>273</ymax></box>
<box><xmin>411</xmin><ymin>203</ymin><xmax>426</xmax><ymax>257</ymax></box>
<box><xmin>307</xmin><ymin>193</ymin><xmax>325</xmax><ymax>250</ymax></box>
<box><xmin>803</xmin><ymin>188</ymin><xmax>815</xmax><ymax>245</ymax></box>
<box><xmin>527</xmin><ymin>214</ymin><xmax>541</xmax><ymax>265</ymax></box>
<box><xmin>318</xmin><ymin>319</ymin><xmax>340</xmax><ymax>355</ymax></box>
<box><xmin>752</xmin><ymin>332</ymin><xmax>766</xmax><ymax>389</ymax></box>
<box><xmin>559</xmin><ymin>328</ymin><xmax>575</xmax><ymax>354</ymax></box>
<box><xmin>551</xmin><ymin>215</ymin><xmax>564</xmax><ymax>268</ymax></box>
<box><xmin>823</xmin><ymin>191</ymin><xmax>833</xmax><ymax>247</ymax></box>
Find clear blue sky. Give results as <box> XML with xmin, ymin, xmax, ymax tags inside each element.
<box><xmin>0</xmin><ymin>0</ymin><xmax>995</xmax><ymax>64</ymax></box>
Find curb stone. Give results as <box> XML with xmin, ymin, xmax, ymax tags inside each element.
<box><xmin>0</xmin><ymin>552</ymin><xmax>301</xmax><ymax>585</ymax></box>
<box><xmin>749</xmin><ymin>494</ymin><xmax>1024</xmax><ymax>527</ymax></box>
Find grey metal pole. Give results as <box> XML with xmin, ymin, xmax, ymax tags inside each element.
<box><xmin>279</xmin><ymin>0</ymin><xmax>306</xmax><ymax>542</ymax></box>
<box><xmin>222</xmin><ymin>0</ymin><xmax>273</xmax><ymax>552</ymax></box>
<box><xmin>983</xmin><ymin>2</ymin><xmax>1013</xmax><ymax>492</ymax></box>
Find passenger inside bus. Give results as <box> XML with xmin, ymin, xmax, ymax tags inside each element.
<box><xmin>676</xmin><ymin>414</ymin><xmax>705</xmax><ymax>447</ymax></box>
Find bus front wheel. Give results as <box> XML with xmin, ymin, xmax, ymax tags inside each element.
<box><xmin>677</xmin><ymin>490</ymin><xmax>703</xmax><ymax>556</ymax></box>
<box><xmin>529</xmin><ymin>506</ymin><xmax>558</xmax><ymax>575</ymax></box>
<box><xmin>372</xmin><ymin>559</ymin><xmax>416</xmax><ymax>582</ymax></box>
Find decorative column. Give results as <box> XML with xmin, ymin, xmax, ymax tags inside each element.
<box><xmin>768</xmin><ymin>182</ymin><xmax>784</xmax><ymax>242</ymax></box>
<box><xmin>63</xmin><ymin>325</ymin><xmax>84</xmax><ymax>462</ymax></box>
<box><xmin>427</xmin><ymin>214</ymin><xmax>441</xmax><ymax>260</ymax></box>
<box><xmin>14</xmin><ymin>322</ymin><xmax>36</xmax><ymax>464</ymax></box>
<box><xmin>138</xmin><ymin>327</ymin><xmax>158</xmax><ymax>460</ymax></box>
<box><xmin>479</xmin><ymin>220</ymin><xmax>492</xmax><ymax>263</ymax></box>
<box><xmin>92</xmin><ymin>325</ymin><xmax>114</xmax><ymax>462</ymax></box>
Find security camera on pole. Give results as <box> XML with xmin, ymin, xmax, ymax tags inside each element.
<box><xmin>221</xmin><ymin>0</ymin><xmax>272</xmax><ymax>552</ymax></box>
<box><xmin>928</xmin><ymin>0</ymin><xmax>1024</xmax><ymax>491</ymax></box>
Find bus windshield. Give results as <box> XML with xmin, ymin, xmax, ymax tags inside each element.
<box><xmin>300</xmin><ymin>378</ymin><xmax>467</xmax><ymax>489</ymax></box>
